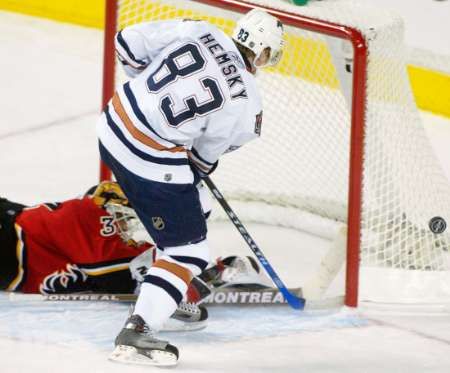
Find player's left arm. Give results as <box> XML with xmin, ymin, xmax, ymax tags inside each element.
<box><xmin>188</xmin><ymin>118</ymin><xmax>243</xmax><ymax>178</ymax></box>
<box><xmin>188</xmin><ymin>136</ymin><xmax>228</xmax><ymax>178</ymax></box>
<box><xmin>189</xmin><ymin>105</ymin><xmax>262</xmax><ymax>177</ymax></box>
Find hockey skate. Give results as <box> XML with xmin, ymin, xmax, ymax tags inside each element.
<box><xmin>109</xmin><ymin>314</ymin><xmax>179</xmax><ymax>366</ymax></box>
<box><xmin>162</xmin><ymin>300</ymin><xmax>209</xmax><ymax>331</ymax></box>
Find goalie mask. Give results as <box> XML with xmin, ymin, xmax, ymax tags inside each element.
<box><xmin>232</xmin><ymin>9</ymin><xmax>284</xmax><ymax>69</ymax></box>
<box><xmin>90</xmin><ymin>181</ymin><xmax>144</xmax><ymax>243</ymax></box>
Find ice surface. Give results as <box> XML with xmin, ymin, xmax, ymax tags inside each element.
<box><xmin>1</xmin><ymin>10</ymin><xmax>450</xmax><ymax>373</ymax></box>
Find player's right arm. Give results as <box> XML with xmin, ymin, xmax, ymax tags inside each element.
<box><xmin>115</xmin><ymin>19</ymin><xmax>207</xmax><ymax>78</ymax></box>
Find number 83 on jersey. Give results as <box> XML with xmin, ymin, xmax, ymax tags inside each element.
<box><xmin>146</xmin><ymin>43</ymin><xmax>225</xmax><ymax>128</ymax></box>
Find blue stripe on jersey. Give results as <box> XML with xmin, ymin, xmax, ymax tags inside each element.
<box><xmin>144</xmin><ymin>274</ymin><xmax>183</xmax><ymax>304</ymax></box>
<box><xmin>116</xmin><ymin>31</ymin><xmax>147</xmax><ymax>66</ymax></box>
<box><xmin>123</xmin><ymin>83</ymin><xmax>182</xmax><ymax>146</ymax></box>
<box><xmin>169</xmin><ymin>255</ymin><xmax>209</xmax><ymax>272</ymax></box>
<box><xmin>190</xmin><ymin>147</ymin><xmax>215</xmax><ymax>166</ymax></box>
<box><xmin>104</xmin><ymin>107</ymin><xmax>189</xmax><ymax>166</ymax></box>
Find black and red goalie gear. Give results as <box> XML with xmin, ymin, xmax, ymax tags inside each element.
<box><xmin>10</xmin><ymin>195</ymin><xmax>153</xmax><ymax>294</ymax></box>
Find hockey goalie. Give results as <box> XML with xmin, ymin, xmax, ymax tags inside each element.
<box><xmin>0</xmin><ymin>181</ymin><xmax>274</xmax><ymax>331</ymax></box>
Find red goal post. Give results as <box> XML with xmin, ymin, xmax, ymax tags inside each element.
<box><xmin>101</xmin><ymin>0</ymin><xmax>450</xmax><ymax>308</ymax></box>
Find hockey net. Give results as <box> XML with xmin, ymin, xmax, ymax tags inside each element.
<box><xmin>102</xmin><ymin>0</ymin><xmax>450</xmax><ymax>306</ymax></box>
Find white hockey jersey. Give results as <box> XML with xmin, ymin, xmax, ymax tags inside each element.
<box><xmin>97</xmin><ymin>20</ymin><xmax>263</xmax><ymax>184</ymax></box>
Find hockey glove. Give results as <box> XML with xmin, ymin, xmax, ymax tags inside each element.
<box><xmin>189</xmin><ymin>159</ymin><xmax>218</xmax><ymax>180</ymax></box>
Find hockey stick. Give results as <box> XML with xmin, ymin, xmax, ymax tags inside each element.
<box><xmin>203</xmin><ymin>176</ymin><xmax>306</xmax><ymax>310</ymax></box>
<box><xmin>8</xmin><ymin>288</ymin><xmax>297</xmax><ymax>304</ymax></box>
<box><xmin>7</xmin><ymin>290</ymin><xmax>343</xmax><ymax>309</ymax></box>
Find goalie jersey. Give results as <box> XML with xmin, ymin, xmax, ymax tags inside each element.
<box><xmin>97</xmin><ymin>19</ymin><xmax>263</xmax><ymax>184</ymax></box>
<box><xmin>7</xmin><ymin>197</ymin><xmax>152</xmax><ymax>294</ymax></box>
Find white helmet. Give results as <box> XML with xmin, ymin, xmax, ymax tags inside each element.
<box><xmin>105</xmin><ymin>202</ymin><xmax>144</xmax><ymax>243</ymax></box>
<box><xmin>232</xmin><ymin>8</ymin><xmax>284</xmax><ymax>68</ymax></box>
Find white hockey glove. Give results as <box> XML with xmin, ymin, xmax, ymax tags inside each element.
<box><xmin>199</xmin><ymin>256</ymin><xmax>273</xmax><ymax>289</ymax></box>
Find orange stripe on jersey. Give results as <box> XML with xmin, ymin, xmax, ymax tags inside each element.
<box><xmin>152</xmin><ymin>259</ymin><xmax>193</xmax><ymax>286</ymax></box>
<box><xmin>112</xmin><ymin>93</ymin><xmax>185</xmax><ymax>153</ymax></box>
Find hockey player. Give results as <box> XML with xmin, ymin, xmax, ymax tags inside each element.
<box><xmin>0</xmin><ymin>181</ymin><xmax>151</xmax><ymax>294</ymax></box>
<box><xmin>0</xmin><ymin>181</ymin><xmax>209</xmax><ymax>331</ymax></box>
<box><xmin>97</xmin><ymin>9</ymin><xmax>284</xmax><ymax>366</ymax></box>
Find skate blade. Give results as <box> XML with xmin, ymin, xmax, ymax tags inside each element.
<box><xmin>162</xmin><ymin>319</ymin><xmax>207</xmax><ymax>332</ymax></box>
<box><xmin>109</xmin><ymin>345</ymin><xmax>178</xmax><ymax>367</ymax></box>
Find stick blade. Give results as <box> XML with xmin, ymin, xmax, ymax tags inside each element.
<box><xmin>283</xmin><ymin>292</ymin><xmax>306</xmax><ymax>310</ymax></box>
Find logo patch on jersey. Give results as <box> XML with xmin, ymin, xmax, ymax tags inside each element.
<box><xmin>254</xmin><ymin>111</ymin><xmax>263</xmax><ymax>136</ymax></box>
<box><xmin>39</xmin><ymin>264</ymin><xmax>88</xmax><ymax>294</ymax></box>
<box><xmin>225</xmin><ymin>145</ymin><xmax>241</xmax><ymax>153</ymax></box>
<box><xmin>152</xmin><ymin>217</ymin><xmax>165</xmax><ymax>230</ymax></box>
<box><xmin>164</xmin><ymin>173</ymin><xmax>172</xmax><ymax>182</ymax></box>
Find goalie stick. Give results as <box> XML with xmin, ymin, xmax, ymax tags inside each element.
<box><xmin>203</xmin><ymin>176</ymin><xmax>306</xmax><ymax>310</ymax></box>
<box><xmin>7</xmin><ymin>289</ymin><xmax>343</xmax><ymax>309</ymax></box>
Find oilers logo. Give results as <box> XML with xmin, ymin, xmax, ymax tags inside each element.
<box><xmin>39</xmin><ymin>264</ymin><xmax>88</xmax><ymax>294</ymax></box>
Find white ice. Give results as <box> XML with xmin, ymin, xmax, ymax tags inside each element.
<box><xmin>1</xmin><ymin>10</ymin><xmax>450</xmax><ymax>373</ymax></box>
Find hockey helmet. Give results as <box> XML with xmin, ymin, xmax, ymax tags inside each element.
<box><xmin>90</xmin><ymin>181</ymin><xmax>144</xmax><ymax>243</ymax></box>
<box><xmin>232</xmin><ymin>8</ymin><xmax>284</xmax><ymax>68</ymax></box>
<box><xmin>91</xmin><ymin>181</ymin><xmax>129</xmax><ymax>207</ymax></box>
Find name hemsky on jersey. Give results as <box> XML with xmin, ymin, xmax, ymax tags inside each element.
<box><xmin>199</xmin><ymin>32</ymin><xmax>248</xmax><ymax>101</ymax></box>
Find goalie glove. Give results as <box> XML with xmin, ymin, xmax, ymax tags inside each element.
<box><xmin>200</xmin><ymin>256</ymin><xmax>273</xmax><ymax>289</ymax></box>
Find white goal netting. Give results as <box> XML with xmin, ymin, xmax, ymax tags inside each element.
<box><xmin>110</xmin><ymin>0</ymin><xmax>450</xmax><ymax>303</ymax></box>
